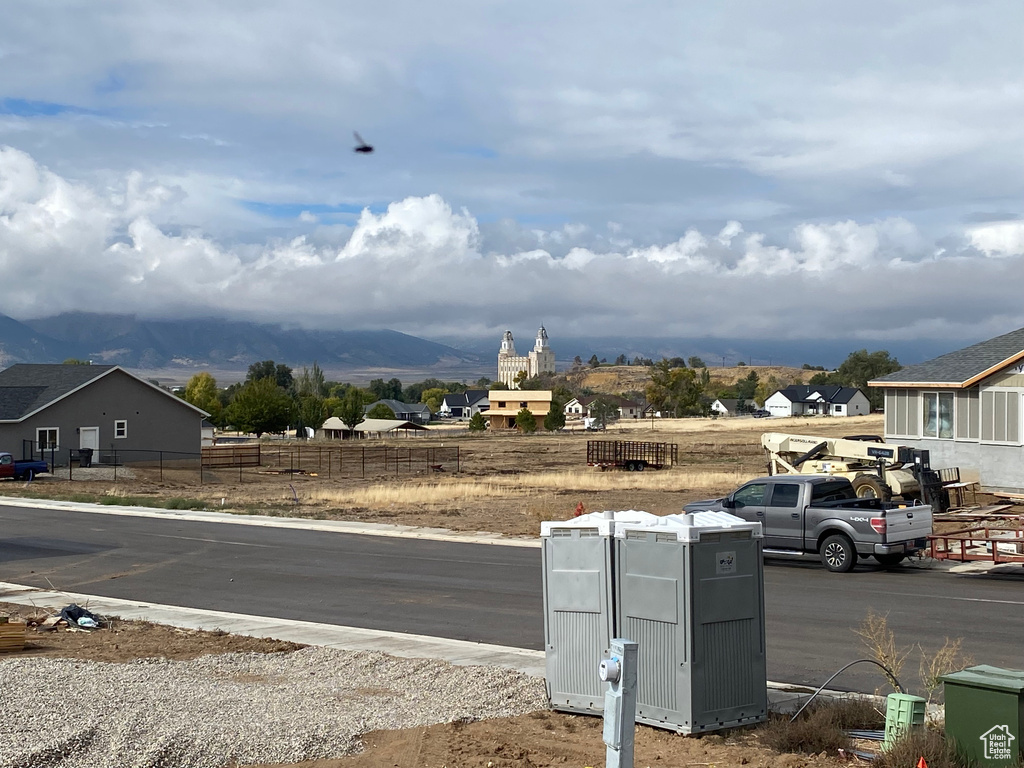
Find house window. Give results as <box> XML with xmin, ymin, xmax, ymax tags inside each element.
<box><xmin>114</xmin><ymin>420</ymin><xmax>128</xmax><ymax>439</ymax></box>
<box><xmin>923</xmin><ymin>392</ymin><xmax>954</xmax><ymax>439</ymax></box>
<box><xmin>497</xmin><ymin>401</ymin><xmax>506</xmax><ymax>408</ymax></box>
<box><xmin>520</xmin><ymin>402</ymin><xmax>527</xmax><ymax>408</ymax></box>
<box><xmin>37</xmin><ymin>427</ymin><xmax>59</xmax><ymax>451</ymax></box>
<box><xmin>835</xmin><ymin>405</ymin><xmax>843</xmax><ymax>413</ymax></box>
<box><xmin>980</xmin><ymin>390</ymin><xmax>1021</xmax><ymax>444</ymax></box>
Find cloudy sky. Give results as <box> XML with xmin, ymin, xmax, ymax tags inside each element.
<box><xmin>1</xmin><ymin>1</ymin><xmax>1021</xmax><ymax>356</ymax></box>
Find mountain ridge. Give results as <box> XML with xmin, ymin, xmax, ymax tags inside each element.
<box><xmin>0</xmin><ymin>313</ymin><xmax>484</xmax><ymax>371</ymax></box>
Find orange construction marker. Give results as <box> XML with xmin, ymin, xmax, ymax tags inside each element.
<box><xmin>917</xmin><ymin>757</ymin><xmax>928</xmax><ymax>768</ymax></box>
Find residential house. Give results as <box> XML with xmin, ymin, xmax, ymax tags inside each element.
<box><xmin>869</xmin><ymin>326</ymin><xmax>1024</xmax><ymax>492</ymax></box>
<box><xmin>765</xmin><ymin>385</ymin><xmax>870</xmax><ymax>418</ymax></box>
<box><xmin>710</xmin><ymin>398</ymin><xmax>740</xmax><ymax>416</ymax></box>
<box><xmin>438</xmin><ymin>390</ymin><xmax>489</xmax><ymax>419</ymax></box>
<box><xmin>0</xmin><ymin>364</ymin><xmax>207</xmax><ymax>466</ymax></box>
<box><xmin>364</xmin><ymin>399</ymin><xmax>432</xmax><ymax>424</ymax></box>
<box><xmin>563</xmin><ymin>394</ymin><xmax>641</xmax><ymax>420</ymax></box>
<box><xmin>487</xmin><ymin>390</ymin><xmax>554</xmax><ymax>429</ymax></box>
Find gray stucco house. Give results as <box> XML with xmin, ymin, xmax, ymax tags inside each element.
<box><xmin>0</xmin><ymin>364</ymin><xmax>208</xmax><ymax>466</ymax></box>
<box><xmin>869</xmin><ymin>327</ymin><xmax>1024</xmax><ymax>492</ymax></box>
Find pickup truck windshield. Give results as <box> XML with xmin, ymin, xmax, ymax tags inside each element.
<box><xmin>810</xmin><ymin>480</ymin><xmax>857</xmax><ymax>503</ymax></box>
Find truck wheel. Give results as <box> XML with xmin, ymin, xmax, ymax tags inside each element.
<box><xmin>22</xmin><ymin>469</ymin><xmax>34</xmax><ymax>481</ymax></box>
<box><xmin>874</xmin><ymin>553</ymin><xmax>905</xmax><ymax>568</ymax></box>
<box><xmin>821</xmin><ymin>534</ymin><xmax>857</xmax><ymax>573</ymax></box>
<box><xmin>635</xmin><ymin>461</ymin><xmax>645</xmax><ymax>472</ymax></box>
<box><xmin>852</xmin><ymin>475</ymin><xmax>892</xmax><ymax>501</ymax></box>
<box><xmin>626</xmin><ymin>461</ymin><xmax>636</xmax><ymax>472</ymax></box>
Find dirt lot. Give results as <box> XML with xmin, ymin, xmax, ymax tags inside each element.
<box><xmin>5</xmin><ymin>414</ymin><xmax>914</xmax><ymax>538</ymax></box>
<box><xmin>0</xmin><ymin>600</ymin><xmax>840</xmax><ymax>768</ymax></box>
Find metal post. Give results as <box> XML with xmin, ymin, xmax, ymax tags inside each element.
<box><xmin>160</xmin><ymin>451</ymin><xmax>164</xmax><ymax>482</ymax></box>
<box><xmin>601</xmin><ymin>638</ymin><xmax>638</xmax><ymax>768</ymax></box>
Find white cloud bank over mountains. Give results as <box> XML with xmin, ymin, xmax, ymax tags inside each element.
<box><xmin>1</xmin><ymin>146</ymin><xmax>1020</xmax><ymax>343</ymax></box>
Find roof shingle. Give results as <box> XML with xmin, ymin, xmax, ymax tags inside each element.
<box><xmin>870</xmin><ymin>326</ymin><xmax>1024</xmax><ymax>387</ymax></box>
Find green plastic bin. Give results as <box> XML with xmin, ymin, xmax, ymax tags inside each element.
<box><xmin>884</xmin><ymin>693</ymin><xmax>926</xmax><ymax>750</ymax></box>
<box><xmin>942</xmin><ymin>665</ymin><xmax>1024</xmax><ymax>767</ymax></box>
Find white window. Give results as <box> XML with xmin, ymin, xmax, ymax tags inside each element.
<box><xmin>835</xmin><ymin>405</ymin><xmax>844</xmax><ymax>413</ymax></box>
<box><xmin>923</xmin><ymin>392</ymin><xmax>954</xmax><ymax>439</ymax></box>
<box><xmin>37</xmin><ymin>427</ymin><xmax>59</xmax><ymax>451</ymax></box>
<box><xmin>114</xmin><ymin>420</ymin><xmax>128</xmax><ymax>439</ymax></box>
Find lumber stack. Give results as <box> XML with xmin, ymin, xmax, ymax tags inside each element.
<box><xmin>0</xmin><ymin>617</ymin><xmax>27</xmax><ymax>652</ymax></box>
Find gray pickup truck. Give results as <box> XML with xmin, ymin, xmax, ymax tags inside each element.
<box><xmin>684</xmin><ymin>475</ymin><xmax>932</xmax><ymax>572</ymax></box>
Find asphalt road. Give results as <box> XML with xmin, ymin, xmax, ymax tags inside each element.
<box><xmin>1</xmin><ymin>503</ymin><xmax>1021</xmax><ymax>693</ymax></box>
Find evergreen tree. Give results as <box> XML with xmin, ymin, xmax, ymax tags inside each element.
<box><xmin>544</xmin><ymin>402</ymin><xmax>566</xmax><ymax>431</ymax></box>
<box><xmin>516</xmin><ymin>407</ymin><xmax>537</xmax><ymax>433</ymax></box>
<box><xmin>468</xmin><ymin>412</ymin><xmax>488</xmax><ymax>431</ymax></box>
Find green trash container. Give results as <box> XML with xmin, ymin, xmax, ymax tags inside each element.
<box><xmin>942</xmin><ymin>665</ymin><xmax>1024</xmax><ymax>767</ymax></box>
<box><xmin>884</xmin><ymin>692</ymin><xmax>926</xmax><ymax>750</ymax></box>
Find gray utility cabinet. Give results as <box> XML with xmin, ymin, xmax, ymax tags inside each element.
<box><xmin>541</xmin><ymin>510</ymin><xmax>767</xmax><ymax>734</ymax></box>
<box><xmin>615</xmin><ymin>512</ymin><xmax>767</xmax><ymax>733</ymax></box>
<box><xmin>542</xmin><ymin>510</ymin><xmax>657</xmax><ymax>714</ymax></box>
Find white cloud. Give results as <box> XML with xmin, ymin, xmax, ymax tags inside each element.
<box><xmin>0</xmin><ymin>147</ymin><xmax>1020</xmax><ymax>342</ymax></box>
<box><xmin>968</xmin><ymin>221</ymin><xmax>1024</xmax><ymax>258</ymax></box>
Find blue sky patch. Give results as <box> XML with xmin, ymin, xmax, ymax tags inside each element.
<box><xmin>0</xmin><ymin>98</ymin><xmax>89</xmax><ymax>117</ymax></box>
<box><xmin>241</xmin><ymin>200</ymin><xmax>387</xmax><ymax>219</ymax></box>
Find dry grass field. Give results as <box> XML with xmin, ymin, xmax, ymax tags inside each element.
<box><xmin>10</xmin><ymin>414</ymin><xmax>887</xmax><ymax>537</ymax></box>
<box><xmin>577</xmin><ymin>363</ymin><xmax>818</xmax><ymax>394</ymax></box>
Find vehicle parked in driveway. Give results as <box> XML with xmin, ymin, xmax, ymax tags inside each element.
<box><xmin>752</xmin><ymin>409</ymin><xmax>771</xmax><ymax>418</ymax></box>
<box><xmin>0</xmin><ymin>452</ymin><xmax>49</xmax><ymax>481</ymax></box>
<box><xmin>684</xmin><ymin>475</ymin><xmax>932</xmax><ymax>572</ymax></box>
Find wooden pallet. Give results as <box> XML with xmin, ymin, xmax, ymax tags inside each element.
<box><xmin>0</xmin><ymin>620</ymin><xmax>27</xmax><ymax>653</ymax></box>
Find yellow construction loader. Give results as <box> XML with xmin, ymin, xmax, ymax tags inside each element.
<box><xmin>760</xmin><ymin>431</ymin><xmax>950</xmax><ymax>510</ymax></box>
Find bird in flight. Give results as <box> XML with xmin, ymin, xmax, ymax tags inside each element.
<box><xmin>353</xmin><ymin>131</ymin><xmax>374</xmax><ymax>153</ymax></box>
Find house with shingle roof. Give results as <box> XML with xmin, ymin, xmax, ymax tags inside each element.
<box><xmin>363</xmin><ymin>399</ymin><xmax>432</xmax><ymax>424</ymax></box>
<box><xmin>869</xmin><ymin>326</ymin><xmax>1024</xmax><ymax>492</ymax></box>
<box><xmin>764</xmin><ymin>385</ymin><xmax>870</xmax><ymax>418</ymax></box>
<box><xmin>437</xmin><ymin>390</ymin><xmax>489</xmax><ymax>419</ymax></box>
<box><xmin>0</xmin><ymin>363</ymin><xmax>208</xmax><ymax>466</ymax></box>
<box><xmin>563</xmin><ymin>394</ymin><xmax>641</xmax><ymax>420</ymax></box>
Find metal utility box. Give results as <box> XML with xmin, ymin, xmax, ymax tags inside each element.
<box><xmin>614</xmin><ymin>512</ymin><xmax>767</xmax><ymax>733</ymax></box>
<box><xmin>942</xmin><ymin>665</ymin><xmax>1024</xmax><ymax>767</ymax></box>
<box><xmin>541</xmin><ymin>510</ymin><xmax>657</xmax><ymax>714</ymax></box>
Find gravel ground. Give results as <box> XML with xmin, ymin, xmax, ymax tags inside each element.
<box><xmin>0</xmin><ymin>647</ymin><xmax>548</xmax><ymax>768</ymax></box>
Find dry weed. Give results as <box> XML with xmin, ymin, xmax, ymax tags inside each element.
<box><xmin>855</xmin><ymin>610</ymin><xmax>913</xmax><ymax>693</ymax></box>
<box><xmin>919</xmin><ymin>637</ymin><xmax>974</xmax><ymax>705</ymax></box>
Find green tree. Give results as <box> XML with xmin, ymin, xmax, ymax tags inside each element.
<box><xmin>588</xmin><ymin>354</ymin><xmax>600</xmax><ymax>368</ymax></box>
<box><xmin>835</xmin><ymin>349</ymin><xmax>902</xmax><ymax>410</ymax></box>
<box><xmin>367</xmin><ymin>403</ymin><xmax>397</xmax><ymax>419</ymax></box>
<box><xmin>614</xmin><ymin>354</ymin><xmax>627</xmax><ymax>366</ymax></box>
<box><xmin>369</xmin><ymin>378</ymin><xmax>403</xmax><ymax>401</ymax></box>
<box><xmin>336</xmin><ymin>389</ymin><xmax>366</xmax><ymax>433</ymax></box>
<box><xmin>468</xmin><ymin>412</ymin><xmax>487</xmax><ymax>432</ymax></box>
<box><xmin>588</xmin><ymin>396</ymin><xmax>619</xmax><ymax>428</ymax></box>
<box><xmin>474</xmin><ymin>377</ymin><xmax>492</xmax><ymax>388</ymax></box>
<box><xmin>298</xmin><ymin>395</ymin><xmax>328</xmax><ymax>435</ymax></box>
<box><xmin>490</xmin><ymin>381</ymin><xmax>509</xmax><ymax>391</ymax></box>
<box><xmin>646</xmin><ymin>359</ymin><xmax>707</xmax><ymax>416</ymax></box>
<box><xmin>183</xmin><ymin>372</ymin><xmax>223</xmax><ymax>424</ymax></box>
<box><xmin>735</xmin><ymin>370</ymin><xmax>760</xmax><ymax>401</ymax></box>
<box><xmin>247</xmin><ymin>360</ymin><xmax>294</xmax><ymax>391</ymax></box>
<box><xmin>688</xmin><ymin>356</ymin><xmax>706</xmax><ymax>368</ymax></box>
<box><xmin>62</xmin><ymin>358</ymin><xmax>91</xmax><ymax>365</ymax></box>
<box><xmin>225</xmin><ymin>377</ymin><xmax>294</xmax><ymax>437</ymax></box>
<box><xmin>513</xmin><ymin>370</ymin><xmax>529</xmax><ymax>388</ymax></box>
<box><xmin>420</xmin><ymin>387</ymin><xmax>448</xmax><ymax>413</ymax></box>
<box><xmin>516</xmin><ymin>407</ymin><xmax>537</xmax><ymax>433</ymax></box>
<box><xmin>295</xmin><ymin>362</ymin><xmax>327</xmax><ymax>398</ymax></box>
<box><xmin>544</xmin><ymin>402</ymin><xmax>566</xmax><ymax>431</ymax></box>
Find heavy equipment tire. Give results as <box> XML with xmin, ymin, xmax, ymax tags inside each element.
<box><xmin>874</xmin><ymin>553</ymin><xmax>906</xmax><ymax>568</ymax></box>
<box><xmin>821</xmin><ymin>534</ymin><xmax>857</xmax><ymax>573</ymax></box>
<box><xmin>852</xmin><ymin>475</ymin><xmax>892</xmax><ymax>501</ymax></box>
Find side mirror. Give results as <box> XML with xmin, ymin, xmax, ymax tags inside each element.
<box><xmin>722</xmin><ymin>497</ymin><xmax>735</xmax><ymax>509</ymax></box>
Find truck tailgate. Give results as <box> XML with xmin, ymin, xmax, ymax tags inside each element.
<box><xmin>885</xmin><ymin>505</ymin><xmax>932</xmax><ymax>542</ymax></box>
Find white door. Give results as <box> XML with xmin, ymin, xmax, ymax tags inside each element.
<box><xmin>79</xmin><ymin>427</ymin><xmax>99</xmax><ymax>451</ymax></box>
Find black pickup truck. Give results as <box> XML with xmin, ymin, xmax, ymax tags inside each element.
<box><xmin>684</xmin><ymin>475</ymin><xmax>932</xmax><ymax>572</ymax></box>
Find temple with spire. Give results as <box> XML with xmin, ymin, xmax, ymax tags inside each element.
<box><xmin>497</xmin><ymin>325</ymin><xmax>556</xmax><ymax>388</ymax></box>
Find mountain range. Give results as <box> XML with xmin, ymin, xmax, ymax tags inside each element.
<box><xmin>0</xmin><ymin>313</ymin><xmax>483</xmax><ymax>371</ymax></box>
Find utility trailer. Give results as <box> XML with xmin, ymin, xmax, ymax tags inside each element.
<box><xmin>586</xmin><ymin>440</ymin><xmax>678</xmax><ymax>471</ymax></box>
